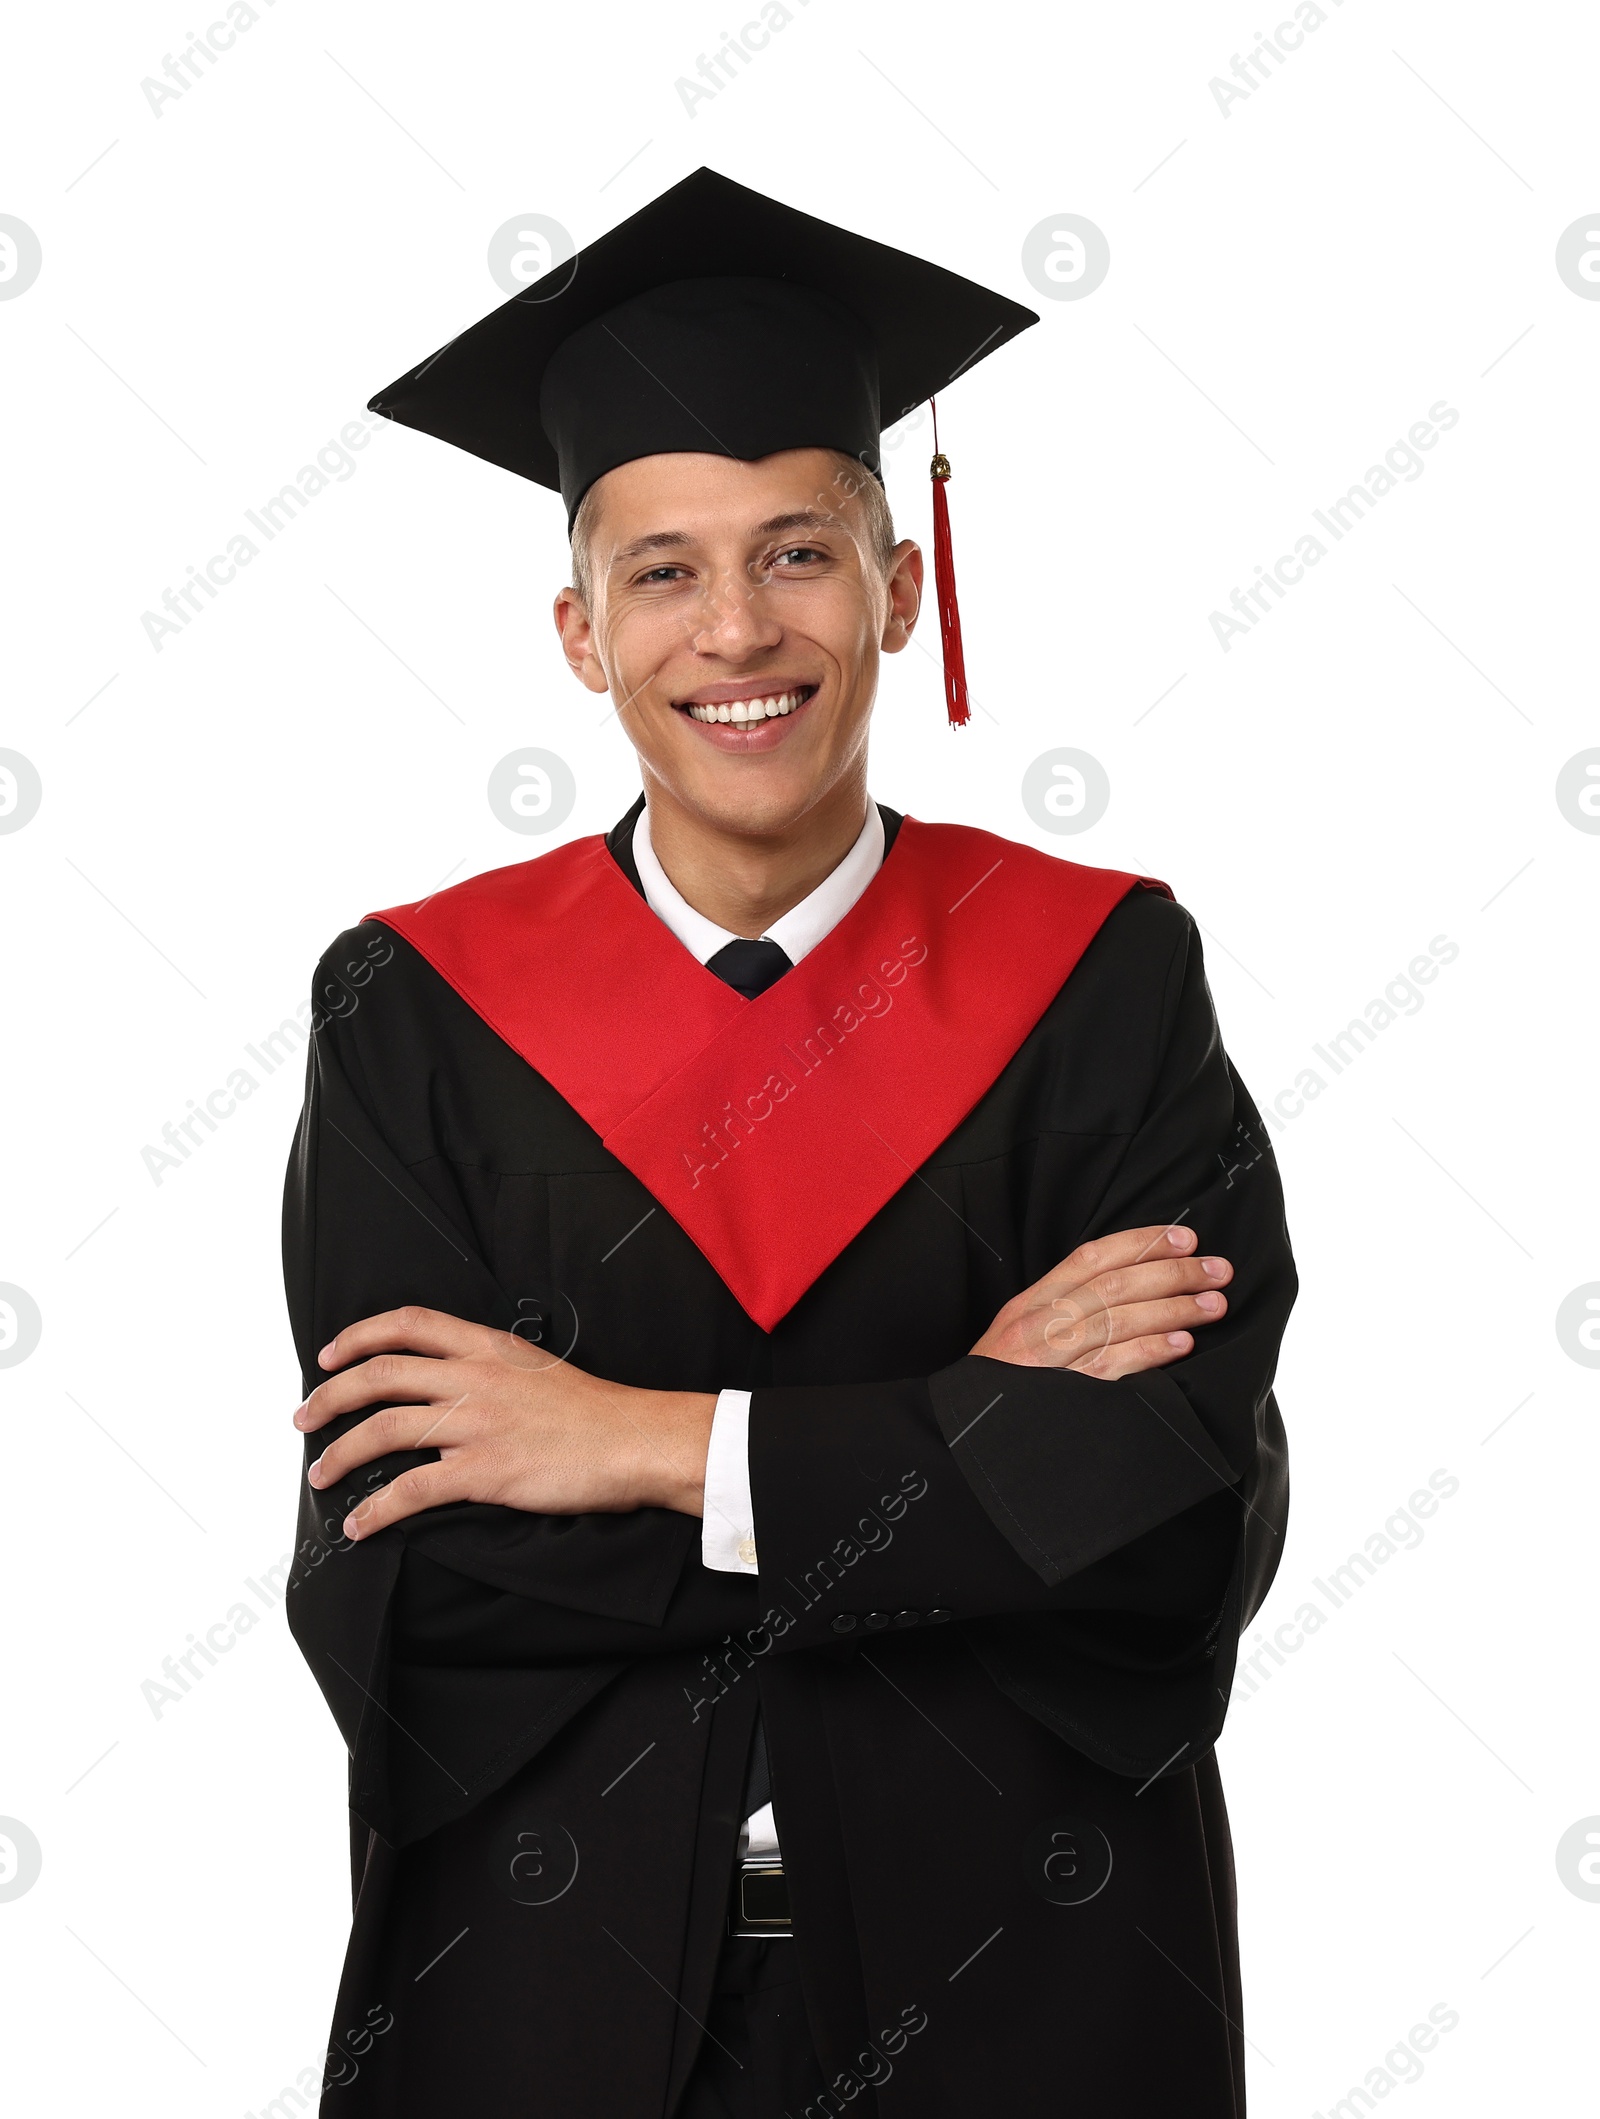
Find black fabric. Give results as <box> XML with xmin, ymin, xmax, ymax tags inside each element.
<box><xmin>283</xmin><ymin>821</ymin><xmax>1294</xmax><ymax>2116</ymax></box>
<box><xmin>675</xmin><ymin>1938</ymin><xmax>828</xmax><ymax>2119</ymax></box>
<box><xmin>543</xmin><ymin>276</ymin><xmax>880</xmax><ymax>524</ymax></box>
<box><xmin>704</xmin><ymin>936</ymin><xmax>792</xmax><ymax>999</ymax></box>
<box><xmin>366</xmin><ymin>168</ymin><xmax>1038</xmax><ymax>518</ymax></box>
<box><xmin>603</xmin><ymin>793</ymin><xmax>648</xmax><ymax>889</ymax></box>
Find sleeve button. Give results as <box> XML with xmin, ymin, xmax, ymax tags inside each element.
<box><xmin>893</xmin><ymin>1609</ymin><xmax>920</xmax><ymax>1627</ymax></box>
<box><xmin>831</xmin><ymin>1613</ymin><xmax>857</xmax><ymax>1633</ymax></box>
<box><xmin>926</xmin><ymin>1609</ymin><xmax>953</xmax><ymax>1624</ymax></box>
<box><xmin>864</xmin><ymin>1611</ymin><xmax>890</xmax><ymax>1629</ymax></box>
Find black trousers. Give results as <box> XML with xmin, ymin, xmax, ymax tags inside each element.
<box><xmin>676</xmin><ymin>1936</ymin><xmax>832</xmax><ymax>2118</ymax></box>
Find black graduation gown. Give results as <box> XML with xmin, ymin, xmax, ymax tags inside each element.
<box><xmin>282</xmin><ymin>804</ymin><xmax>1294</xmax><ymax>2117</ymax></box>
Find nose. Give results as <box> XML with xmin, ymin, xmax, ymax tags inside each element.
<box><xmin>687</xmin><ymin>565</ymin><xmax>784</xmax><ymax>659</ymax></box>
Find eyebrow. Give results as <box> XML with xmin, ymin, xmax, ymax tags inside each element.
<box><xmin>751</xmin><ymin>509</ymin><xmax>841</xmax><ymax>537</ymax></box>
<box><xmin>607</xmin><ymin>508</ymin><xmax>845</xmax><ymax>570</ymax></box>
<box><xmin>608</xmin><ymin>530</ymin><xmax>695</xmax><ymax>567</ymax></box>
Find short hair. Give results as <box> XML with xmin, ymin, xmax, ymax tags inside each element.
<box><xmin>568</xmin><ymin>449</ymin><xmax>896</xmax><ymax>610</ymax></box>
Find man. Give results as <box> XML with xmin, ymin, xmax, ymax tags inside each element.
<box><xmin>284</xmin><ymin>169</ymin><xmax>1294</xmax><ymax>2117</ymax></box>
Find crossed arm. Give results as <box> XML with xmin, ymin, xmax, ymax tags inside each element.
<box><xmin>294</xmin><ymin>1222</ymin><xmax>1235</xmax><ymax>1541</ymax></box>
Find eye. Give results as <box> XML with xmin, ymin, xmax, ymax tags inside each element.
<box><xmin>634</xmin><ymin>563</ymin><xmax>691</xmax><ymax>585</ymax></box>
<box><xmin>769</xmin><ymin>544</ymin><xmax>826</xmax><ymax>569</ymax></box>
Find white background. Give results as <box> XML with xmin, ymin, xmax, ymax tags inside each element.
<box><xmin>1</xmin><ymin>1</ymin><xmax>1595</xmax><ymax>2111</ymax></box>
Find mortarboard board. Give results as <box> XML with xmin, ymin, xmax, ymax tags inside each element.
<box><xmin>368</xmin><ymin>167</ymin><xmax>1038</xmax><ymax>726</ymax></box>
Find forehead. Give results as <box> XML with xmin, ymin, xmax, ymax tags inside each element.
<box><xmin>585</xmin><ymin>447</ymin><xmax>866</xmax><ymax>550</ymax></box>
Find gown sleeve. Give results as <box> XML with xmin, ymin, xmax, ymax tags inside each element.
<box><xmin>745</xmin><ymin>907</ymin><xmax>1295</xmax><ymax>1778</ymax></box>
<box><xmin>282</xmin><ymin>944</ymin><xmax>748</xmax><ymax>1851</ymax></box>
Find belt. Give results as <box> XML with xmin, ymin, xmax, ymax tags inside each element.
<box><xmin>728</xmin><ymin>1859</ymin><xmax>792</xmax><ymax>1938</ymax></box>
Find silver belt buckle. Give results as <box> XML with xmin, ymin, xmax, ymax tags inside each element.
<box><xmin>728</xmin><ymin>1860</ymin><xmax>792</xmax><ymax>1937</ymax></box>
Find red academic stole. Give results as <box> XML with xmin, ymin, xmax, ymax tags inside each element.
<box><xmin>369</xmin><ymin>819</ymin><xmax>1167</xmax><ymax>1331</ymax></box>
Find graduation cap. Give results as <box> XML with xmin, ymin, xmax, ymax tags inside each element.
<box><xmin>369</xmin><ymin>168</ymin><xmax>1038</xmax><ymax>726</ymax></box>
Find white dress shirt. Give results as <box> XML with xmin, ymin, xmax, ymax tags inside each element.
<box><xmin>631</xmin><ymin>798</ymin><xmax>886</xmax><ymax>1578</ymax></box>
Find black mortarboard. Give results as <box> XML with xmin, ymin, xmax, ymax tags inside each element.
<box><xmin>368</xmin><ymin>167</ymin><xmax>1038</xmax><ymax>724</ymax></box>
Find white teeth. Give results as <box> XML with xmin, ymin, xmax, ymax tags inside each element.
<box><xmin>683</xmin><ymin>689</ymin><xmax>806</xmax><ymax>724</ymax></box>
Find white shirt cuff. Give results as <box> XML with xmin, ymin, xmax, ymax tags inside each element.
<box><xmin>701</xmin><ymin>1388</ymin><xmax>758</xmax><ymax>1573</ymax></box>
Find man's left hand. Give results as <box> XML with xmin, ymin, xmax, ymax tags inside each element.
<box><xmin>294</xmin><ymin>1307</ymin><xmax>715</xmax><ymax>1540</ymax></box>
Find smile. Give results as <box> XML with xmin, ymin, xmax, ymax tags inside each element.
<box><xmin>676</xmin><ymin>685</ymin><xmax>816</xmax><ymax>725</ymax></box>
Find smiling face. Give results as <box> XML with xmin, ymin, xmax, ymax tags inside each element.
<box><xmin>554</xmin><ymin>447</ymin><xmax>922</xmax><ymax>844</ymax></box>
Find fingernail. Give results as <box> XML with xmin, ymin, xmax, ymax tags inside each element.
<box><xmin>1166</xmin><ymin>1331</ymin><xmax>1190</xmax><ymax>1347</ymax></box>
<box><xmin>308</xmin><ymin>1455</ymin><xmax>324</xmax><ymax>1485</ymax></box>
<box><xmin>1195</xmin><ymin>1291</ymin><xmax>1223</xmax><ymax>1313</ymax></box>
<box><xmin>318</xmin><ymin>1341</ymin><xmax>337</xmax><ymax>1366</ymax></box>
<box><xmin>293</xmin><ymin>1403</ymin><xmax>309</xmax><ymax>1428</ymax></box>
<box><xmin>1167</xmin><ymin>1227</ymin><xmax>1192</xmax><ymax>1248</ymax></box>
<box><xmin>1203</xmin><ymin>1257</ymin><xmax>1227</xmax><ymax>1278</ymax></box>
<box><xmin>342</xmin><ymin>1514</ymin><xmax>361</xmax><ymax>1540</ymax></box>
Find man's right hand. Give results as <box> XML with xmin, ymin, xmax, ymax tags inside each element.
<box><xmin>969</xmin><ymin>1224</ymin><xmax>1232</xmax><ymax>1378</ymax></box>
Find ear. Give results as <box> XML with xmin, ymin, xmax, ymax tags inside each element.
<box><xmin>880</xmin><ymin>539</ymin><xmax>924</xmax><ymax>656</ymax></box>
<box><xmin>553</xmin><ymin>586</ymin><xmax>611</xmax><ymax>694</ymax></box>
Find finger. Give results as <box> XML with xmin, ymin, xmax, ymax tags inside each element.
<box><xmin>1054</xmin><ymin>1254</ymin><xmax>1232</xmax><ymax>1319</ymax></box>
<box><xmin>1068</xmin><ymin>1329</ymin><xmax>1198</xmax><ymax>1382</ymax></box>
<box><xmin>1046</xmin><ymin>1225</ymin><xmax>1200</xmax><ymax>1298</ymax></box>
<box><xmin>342</xmin><ymin>1461</ymin><xmax>466</xmax><ymax>1541</ymax></box>
<box><xmin>297</xmin><ymin>1353</ymin><xmax>468</xmax><ymax>1433</ymax></box>
<box><xmin>1044</xmin><ymin>1291</ymin><xmax>1227</xmax><ymax>1359</ymax></box>
<box><xmin>317</xmin><ymin>1306</ymin><xmax>499</xmax><ymax>1373</ymax></box>
<box><xmin>308</xmin><ymin>1398</ymin><xmax>475</xmax><ymax>1487</ymax></box>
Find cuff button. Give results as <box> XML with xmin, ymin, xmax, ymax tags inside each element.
<box><xmin>736</xmin><ymin>1535</ymin><xmax>757</xmax><ymax>1566</ymax></box>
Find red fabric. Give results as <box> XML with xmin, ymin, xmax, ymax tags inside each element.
<box><xmin>930</xmin><ymin>465</ymin><xmax>969</xmax><ymax>727</ymax></box>
<box><xmin>368</xmin><ymin>820</ymin><xmax>1168</xmax><ymax>1330</ymax></box>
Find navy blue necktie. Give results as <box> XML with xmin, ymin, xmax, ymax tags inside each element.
<box><xmin>705</xmin><ymin>936</ymin><xmax>792</xmax><ymax>999</ymax></box>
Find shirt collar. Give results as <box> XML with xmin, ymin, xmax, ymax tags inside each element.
<box><xmin>632</xmin><ymin>800</ymin><xmax>885</xmax><ymax>968</ymax></box>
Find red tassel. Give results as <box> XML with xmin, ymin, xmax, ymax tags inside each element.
<box><xmin>928</xmin><ymin>397</ymin><xmax>970</xmax><ymax>728</ymax></box>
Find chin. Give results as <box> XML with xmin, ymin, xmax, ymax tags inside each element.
<box><xmin>686</xmin><ymin>776</ymin><xmax>818</xmax><ymax>840</ymax></box>
<box><xmin>663</xmin><ymin>753</ymin><xmax>820</xmax><ymax>834</ymax></box>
